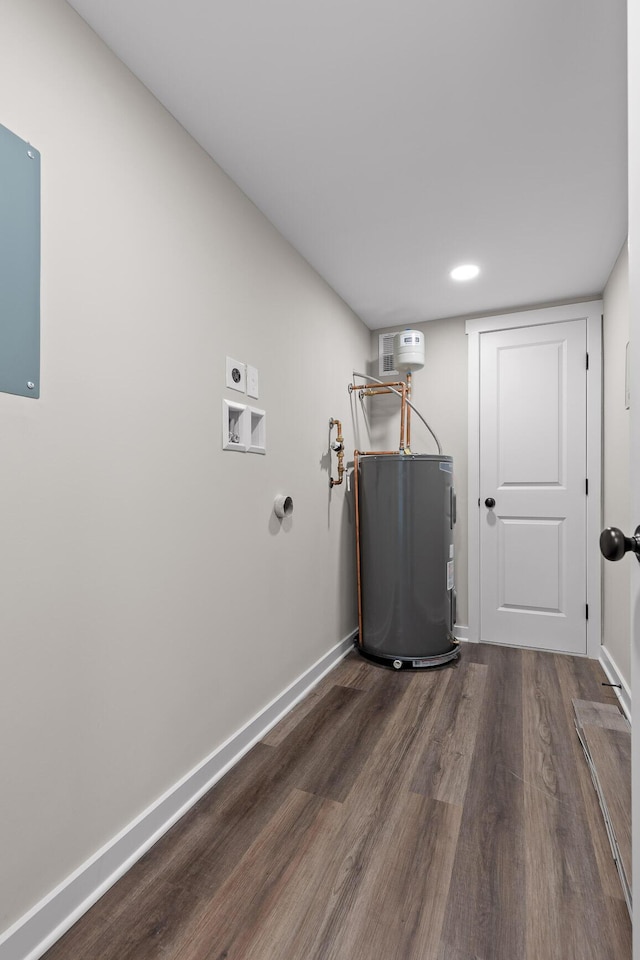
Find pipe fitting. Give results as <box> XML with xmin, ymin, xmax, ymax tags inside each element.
<box><xmin>274</xmin><ymin>495</ymin><xmax>294</xmax><ymax>519</ymax></box>
<box><xmin>329</xmin><ymin>418</ymin><xmax>345</xmax><ymax>488</ymax></box>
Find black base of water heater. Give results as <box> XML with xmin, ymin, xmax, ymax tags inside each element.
<box><xmin>355</xmin><ymin>637</ymin><xmax>460</xmax><ymax>670</ymax></box>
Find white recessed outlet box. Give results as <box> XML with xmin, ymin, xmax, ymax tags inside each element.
<box><xmin>226</xmin><ymin>356</ymin><xmax>246</xmax><ymax>393</ymax></box>
<box><xmin>222</xmin><ymin>399</ymin><xmax>248</xmax><ymax>451</ymax></box>
<box><xmin>248</xmin><ymin>407</ymin><xmax>266</xmax><ymax>454</ymax></box>
<box><xmin>246</xmin><ymin>364</ymin><xmax>259</xmax><ymax>399</ymax></box>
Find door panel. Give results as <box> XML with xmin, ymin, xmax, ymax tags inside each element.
<box><xmin>498</xmin><ymin>341</ymin><xmax>563</xmax><ymax>484</ymax></box>
<box><xmin>480</xmin><ymin>319</ymin><xmax>587</xmax><ymax>653</ymax></box>
<box><xmin>498</xmin><ymin>517</ymin><xmax>563</xmax><ymax>613</ymax></box>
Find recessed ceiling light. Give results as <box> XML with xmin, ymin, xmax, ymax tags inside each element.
<box><xmin>450</xmin><ymin>264</ymin><xmax>480</xmax><ymax>281</ymax></box>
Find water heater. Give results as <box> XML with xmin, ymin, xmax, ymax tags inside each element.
<box><xmin>357</xmin><ymin>454</ymin><xmax>458</xmax><ymax>668</ymax></box>
<box><xmin>394</xmin><ymin>329</ymin><xmax>425</xmax><ymax>372</ymax></box>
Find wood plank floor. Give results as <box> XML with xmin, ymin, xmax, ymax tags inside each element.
<box><xmin>42</xmin><ymin>644</ymin><xmax>632</xmax><ymax>960</ymax></box>
<box><xmin>574</xmin><ymin>698</ymin><xmax>632</xmax><ymax>910</ymax></box>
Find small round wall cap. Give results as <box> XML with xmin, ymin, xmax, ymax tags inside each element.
<box><xmin>274</xmin><ymin>495</ymin><xmax>293</xmax><ymax>519</ymax></box>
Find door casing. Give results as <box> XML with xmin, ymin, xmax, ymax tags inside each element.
<box><xmin>627</xmin><ymin>1</ymin><xmax>639</xmax><ymax>948</ymax></box>
<box><xmin>466</xmin><ymin>301</ymin><xmax>603</xmax><ymax>658</ymax></box>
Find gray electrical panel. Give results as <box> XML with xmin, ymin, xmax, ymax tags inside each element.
<box><xmin>0</xmin><ymin>123</ymin><xmax>40</xmax><ymax>398</ymax></box>
<box><xmin>358</xmin><ymin>454</ymin><xmax>458</xmax><ymax>666</ymax></box>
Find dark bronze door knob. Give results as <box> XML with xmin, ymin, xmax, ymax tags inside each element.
<box><xmin>600</xmin><ymin>526</ymin><xmax>640</xmax><ymax>562</ymax></box>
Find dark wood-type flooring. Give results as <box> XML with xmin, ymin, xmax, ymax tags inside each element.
<box><xmin>574</xmin><ymin>698</ymin><xmax>632</xmax><ymax>911</ymax></box>
<box><xmin>43</xmin><ymin>644</ymin><xmax>632</xmax><ymax>960</ymax></box>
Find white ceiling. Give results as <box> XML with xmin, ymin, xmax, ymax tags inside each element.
<box><xmin>66</xmin><ymin>0</ymin><xmax>628</xmax><ymax>329</ymax></box>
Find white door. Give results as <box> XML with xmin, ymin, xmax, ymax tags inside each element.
<box><xmin>478</xmin><ymin>318</ymin><xmax>588</xmax><ymax>653</ymax></box>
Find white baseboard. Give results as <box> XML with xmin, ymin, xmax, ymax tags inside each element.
<box><xmin>454</xmin><ymin>624</ymin><xmax>473</xmax><ymax>642</ymax></box>
<box><xmin>599</xmin><ymin>644</ymin><xmax>632</xmax><ymax>722</ymax></box>
<box><xmin>0</xmin><ymin>630</ymin><xmax>357</xmax><ymax>960</ymax></box>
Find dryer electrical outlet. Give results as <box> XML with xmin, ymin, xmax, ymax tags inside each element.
<box><xmin>226</xmin><ymin>357</ymin><xmax>246</xmax><ymax>393</ymax></box>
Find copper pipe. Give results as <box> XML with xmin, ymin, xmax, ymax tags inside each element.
<box><xmin>353</xmin><ymin>371</ymin><xmax>442</xmax><ymax>454</ymax></box>
<box><xmin>399</xmin><ymin>381</ymin><xmax>406</xmax><ymax>451</ymax></box>
<box><xmin>350</xmin><ymin>381</ymin><xmax>407</xmax><ymax>392</ymax></box>
<box><xmin>356</xmin><ymin>450</ymin><xmax>400</xmax><ymax>456</ymax></box>
<box><xmin>406</xmin><ymin>371</ymin><xmax>412</xmax><ymax>449</ymax></box>
<box><xmin>354</xmin><ymin>450</ymin><xmax>363</xmax><ymax>647</ymax></box>
<box><xmin>329</xmin><ymin>418</ymin><xmax>345</xmax><ymax>487</ymax></box>
<box><xmin>351</xmin><ymin>381</ymin><xmax>407</xmax><ymax>451</ymax></box>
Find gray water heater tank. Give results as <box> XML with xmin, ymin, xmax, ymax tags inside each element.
<box><xmin>357</xmin><ymin>454</ymin><xmax>458</xmax><ymax>667</ymax></box>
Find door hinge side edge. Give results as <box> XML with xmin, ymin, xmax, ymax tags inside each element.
<box><xmin>586</xmin><ymin>478</ymin><xmax>589</xmax><ymax>496</ymax></box>
<box><xmin>586</xmin><ymin>603</ymin><xmax>589</xmax><ymax>620</ymax></box>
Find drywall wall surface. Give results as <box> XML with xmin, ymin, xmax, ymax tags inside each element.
<box><xmin>602</xmin><ymin>242</ymin><xmax>631</xmax><ymax>687</ymax></box>
<box><xmin>0</xmin><ymin>0</ymin><xmax>370</xmax><ymax>933</ymax></box>
<box><xmin>368</xmin><ymin>319</ymin><xmax>468</xmax><ymax>626</ymax></box>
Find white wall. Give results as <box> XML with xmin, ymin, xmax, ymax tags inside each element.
<box><xmin>368</xmin><ymin>319</ymin><xmax>468</xmax><ymax>627</ymax></box>
<box><xmin>0</xmin><ymin>0</ymin><xmax>370</xmax><ymax>936</ymax></box>
<box><xmin>602</xmin><ymin>243</ymin><xmax>631</xmax><ymax>687</ymax></box>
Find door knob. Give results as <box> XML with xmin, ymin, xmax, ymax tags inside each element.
<box><xmin>485</xmin><ymin>497</ymin><xmax>496</xmax><ymax>508</ymax></box>
<box><xmin>600</xmin><ymin>526</ymin><xmax>640</xmax><ymax>563</ymax></box>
